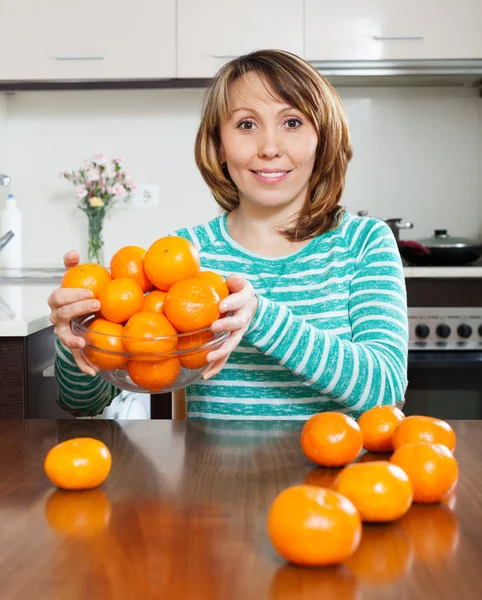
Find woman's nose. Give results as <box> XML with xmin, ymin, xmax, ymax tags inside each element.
<box><xmin>257</xmin><ymin>129</ymin><xmax>283</xmax><ymax>159</ymax></box>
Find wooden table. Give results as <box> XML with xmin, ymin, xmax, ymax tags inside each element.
<box><xmin>0</xmin><ymin>419</ymin><xmax>481</xmax><ymax>599</ymax></box>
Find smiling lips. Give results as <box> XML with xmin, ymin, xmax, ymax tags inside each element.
<box><xmin>250</xmin><ymin>169</ymin><xmax>292</xmax><ymax>184</ymax></box>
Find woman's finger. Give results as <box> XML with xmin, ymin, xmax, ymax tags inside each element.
<box><xmin>212</xmin><ymin>311</ymin><xmax>250</xmax><ymax>333</ymax></box>
<box><xmin>57</xmin><ymin>326</ymin><xmax>86</xmax><ymax>350</ymax></box>
<box><xmin>71</xmin><ymin>349</ymin><xmax>98</xmax><ymax>377</ymax></box>
<box><xmin>206</xmin><ymin>331</ymin><xmax>243</xmax><ymax>363</ymax></box>
<box><xmin>48</xmin><ymin>287</ymin><xmax>93</xmax><ymax>310</ymax></box>
<box><xmin>56</xmin><ymin>298</ymin><xmax>100</xmax><ymax>322</ymax></box>
<box><xmin>226</xmin><ymin>274</ymin><xmax>248</xmax><ymax>294</ymax></box>
<box><xmin>64</xmin><ymin>250</ymin><xmax>80</xmax><ymax>269</ymax></box>
<box><xmin>203</xmin><ymin>356</ymin><xmax>229</xmax><ymax>380</ymax></box>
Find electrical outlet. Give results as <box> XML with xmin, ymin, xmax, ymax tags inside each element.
<box><xmin>118</xmin><ymin>184</ymin><xmax>160</xmax><ymax>209</ymax></box>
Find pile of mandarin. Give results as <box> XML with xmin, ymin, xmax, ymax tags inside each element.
<box><xmin>268</xmin><ymin>409</ymin><xmax>458</xmax><ymax>567</ymax></box>
<box><xmin>62</xmin><ymin>236</ymin><xmax>229</xmax><ymax>390</ymax></box>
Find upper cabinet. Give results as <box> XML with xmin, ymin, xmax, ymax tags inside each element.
<box><xmin>0</xmin><ymin>0</ymin><xmax>176</xmax><ymax>81</ymax></box>
<box><xmin>176</xmin><ymin>0</ymin><xmax>304</xmax><ymax>78</ymax></box>
<box><xmin>305</xmin><ymin>0</ymin><xmax>482</xmax><ymax>62</ymax></box>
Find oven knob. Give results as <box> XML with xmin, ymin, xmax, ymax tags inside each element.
<box><xmin>436</xmin><ymin>324</ymin><xmax>451</xmax><ymax>339</ymax></box>
<box><xmin>415</xmin><ymin>324</ymin><xmax>430</xmax><ymax>339</ymax></box>
<box><xmin>457</xmin><ymin>324</ymin><xmax>472</xmax><ymax>339</ymax></box>
<box><xmin>479</xmin><ymin>325</ymin><xmax>482</xmax><ymax>337</ymax></box>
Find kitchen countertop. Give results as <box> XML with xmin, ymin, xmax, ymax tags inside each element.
<box><xmin>403</xmin><ymin>265</ymin><xmax>482</xmax><ymax>278</ymax></box>
<box><xmin>0</xmin><ymin>284</ymin><xmax>57</xmax><ymax>336</ymax></box>
<box><xmin>0</xmin><ymin>418</ymin><xmax>481</xmax><ymax>599</ymax></box>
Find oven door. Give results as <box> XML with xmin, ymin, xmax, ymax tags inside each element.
<box><xmin>404</xmin><ymin>351</ymin><xmax>482</xmax><ymax>419</ymax></box>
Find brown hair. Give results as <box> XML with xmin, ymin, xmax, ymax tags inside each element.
<box><xmin>194</xmin><ymin>49</ymin><xmax>353</xmax><ymax>241</ymax></box>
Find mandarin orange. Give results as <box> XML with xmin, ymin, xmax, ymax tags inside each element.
<box><xmin>300</xmin><ymin>412</ymin><xmax>363</xmax><ymax>467</ymax></box>
<box><xmin>61</xmin><ymin>263</ymin><xmax>111</xmax><ymax>299</ymax></box>
<box><xmin>98</xmin><ymin>277</ymin><xmax>144</xmax><ymax>323</ymax></box>
<box><xmin>127</xmin><ymin>358</ymin><xmax>181</xmax><ymax>391</ymax></box>
<box><xmin>177</xmin><ymin>330</ymin><xmax>214</xmax><ymax>370</ymax></box>
<box><xmin>333</xmin><ymin>461</ymin><xmax>413</xmax><ymax>522</ymax></box>
<box><xmin>390</xmin><ymin>442</ymin><xmax>458</xmax><ymax>503</ymax></box>
<box><xmin>392</xmin><ymin>415</ymin><xmax>456</xmax><ymax>452</ymax></box>
<box><xmin>142</xmin><ymin>289</ymin><xmax>167</xmax><ymax>314</ymax></box>
<box><xmin>358</xmin><ymin>405</ymin><xmax>405</xmax><ymax>453</ymax></box>
<box><xmin>198</xmin><ymin>271</ymin><xmax>230</xmax><ymax>302</ymax></box>
<box><xmin>123</xmin><ymin>311</ymin><xmax>177</xmax><ymax>355</ymax></box>
<box><xmin>144</xmin><ymin>236</ymin><xmax>200</xmax><ymax>291</ymax></box>
<box><xmin>84</xmin><ymin>318</ymin><xmax>126</xmax><ymax>371</ymax></box>
<box><xmin>44</xmin><ymin>438</ymin><xmax>112</xmax><ymax>490</ymax></box>
<box><xmin>110</xmin><ymin>245</ymin><xmax>152</xmax><ymax>293</ymax></box>
<box><xmin>164</xmin><ymin>278</ymin><xmax>220</xmax><ymax>333</ymax></box>
<box><xmin>267</xmin><ymin>485</ymin><xmax>361</xmax><ymax>566</ymax></box>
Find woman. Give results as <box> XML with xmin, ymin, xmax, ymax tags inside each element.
<box><xmin>49</xmin><ymin>50</ymin><xmax>408</xmax><ymax>420</ymax></box>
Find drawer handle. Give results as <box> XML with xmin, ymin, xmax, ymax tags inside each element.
<box><xmin>55</xmin><ymin>55</ymin><xmax>105</xmax><ymax>61</ymax></box>
<box><xmin>213</xmin><ymin>54</ymin><xmax>239</xmax><ymax>59</ymax></box>
<box><xmin>373</xmin><ymin>35</ymin><xmax>424</xmax><ymax>41</ymax></box>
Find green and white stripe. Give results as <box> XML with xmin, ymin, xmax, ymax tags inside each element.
<box><xmin>54</xmin><ymin>211</ymin><xmax>408</xmax><ymax>420</ymax></box>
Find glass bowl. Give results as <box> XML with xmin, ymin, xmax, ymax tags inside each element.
<box><xmin>71</xmin><ymin>314</ymin><xmax>230</xmax><ymax>394</ymax></box>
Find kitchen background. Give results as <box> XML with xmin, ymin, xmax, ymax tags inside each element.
<box><xmin>0</xmin><ymin>86</ymin><xmax>481</xmax><ymax>265</ymax></box>
<box><xmin>1</xmin><ymin>0</ymin><xmax>482</xmax><ymax>422</ymax></box>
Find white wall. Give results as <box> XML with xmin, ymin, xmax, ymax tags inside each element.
<box><xmin>2</xmin><ymin>85</ymin><xmax>481</xmax><ymax>266</ymax></box>
<box><xmin>0</xmin><ymin>94</ymin><xmax>8</xmax><ymax>208</ymax></box>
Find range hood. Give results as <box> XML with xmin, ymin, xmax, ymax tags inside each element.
<box><xmin>310</xmin><ymin>59</ymin><xmax>482</xmax><ymax>88</ymax></box>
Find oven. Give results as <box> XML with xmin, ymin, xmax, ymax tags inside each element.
<box><xmin>403</xmin><ymin>276</ymin><xmax>482</xmax><ymax>420</ymax></box>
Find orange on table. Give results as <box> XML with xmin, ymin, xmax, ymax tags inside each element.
<box><xmin>177</xmin><ymin>330</ymin><xmax>214</xmax><ymax>370</ymax></box>
<box><xmin>61</xmin><ymin>263</ymin><xmax>111</xmax><ymax>299</ymax></box>
<box><xmin>358</xmin><ymin>405</ymin><xmax>405</xmax><ymax>453</ymax></box>
<box><xmin>123</xmin><ymin>311</ymin><xmax>177</xmax><ymax>355</ymax></box>
<box><xmin>85</xmin><ymin>318</ymin><xmax>127</xmax><ymax>371</ymax></box>
<box><xmin>198</xmin><ymin>271</ymin><xmax>230</xmax><ymax>302</ymax></box>
<box><xmin>44</xmin><ymin>488</ymin><xmax>112</xmax><ymax>537</ymax></box>
<box><xmin>390</xmin><ymin>442</ymin><xmax>458</xmax><ymax>503</ymax></box>
<box><xmin>300</xmin><ymin>412</ymin><xmax>363</xmax><ymax>467</ymax></box>
<box><xmin>345</xmin><ymin>522</ymin><xmax>413</xmax><ymax>584</ymax></box>
<box><xmin>267</xmin><ymin>485</ymin><xmax>361</xmax><ymax>566</ymax></box>
<box><xmin>127</xmin><ymin>357</ymin><xmax>181</xmax><ymax>391</ymax></box>
<box><xmin>164</xmin><ymin>278</ymin><xmax>220</xmax><ymax>333</ymax></box>
<box><xmin>144</xmin><ymin>236</ymin><xmax>200</xmax><ymax>291</ymax></box>
<box><xmin>142</xmin><ymin>289</ymin><xmax>167</xmax><ymax>314</ymax></box>
<box><xmin>110</xmin><ymin>245</ymin><xmax>152</xmax><ymax>293</ymax></box>
<box><xmin>333</xmin><ymin>461</ymin><xmax>413</xmax><ymax>522</ymax></box>
<box><xmin>44</xmin><ymin>437</ymin><xmax>112</xmax><ymax>490</ymax></box>
<box><xmin>97</xmin><ymin>277</ymin><xmax>144</xmax><ymax>324</ymax></box>
<box><xmin>392</xmin><ymin>415</ymin><xmax>456</xmax><ymax>452</ymax></box>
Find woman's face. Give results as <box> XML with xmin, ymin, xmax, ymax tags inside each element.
<box><xmin>219</xmin><ymin>72</ymin><xmax>318</xmax><ymax>214</ymax></box>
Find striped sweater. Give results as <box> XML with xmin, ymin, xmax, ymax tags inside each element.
<box><xmin>55</xmin><ymin>211</ymin><xmax>408</xmax><ymax>420</ymax></box>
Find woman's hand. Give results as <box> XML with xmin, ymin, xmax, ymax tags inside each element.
<box><xmin>203</xmin><ymin>274</ymin><xmax>258</xmax><ymax>380</ymax></box>
<box><xmin>47</xmin><ymin>250</ymin><xmax>100</xmax><ymax>376</ymax></box>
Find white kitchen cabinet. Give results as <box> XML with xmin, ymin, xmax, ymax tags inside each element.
<box><xmin>177</xmin><ymin>0</ymin><xmax>304</xmax><ymax>78</ymax></box>
<box><xmin>305</xmin><ymin>0</ymin><xmax>482</xmax><ymax>62</ymax></box>
<box><xmin>0</xmin><ymin>0</ymin><xmax>176</xmax><ymax>81</ymax></box>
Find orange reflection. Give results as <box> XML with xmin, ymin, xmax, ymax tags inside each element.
<box><xmin>399</xmin><ymin>502</ymin><xmax>459</xmax><ymax>564</ymax></box>
<box><xmin>345</xmin><ymin>523</ymin><xmax>413</xmax><ymax>584</ymax></box>
<box><xmin>303</xmin><ymin>467</ymin><xmax>341</xmax><ymax>488</ymax></box>
<box><xmin>270</xmin><ymin>564</ymin><xmax>360</xmax><ymax>600</ymax></box>
<box><xmin>44</xmin><ymin>489</ymin><xmax>112</xmax><ymax>537</ymax></box>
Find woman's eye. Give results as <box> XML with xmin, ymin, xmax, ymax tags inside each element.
<box><xmin>237</xmin><ymin>120</ymin><xmax>256</xmax><ymax>130</ymax></box>
<box><xmin>285</xmin><ymin>118</ymin><xmax>302</xmax><ymax>129</ymax></box>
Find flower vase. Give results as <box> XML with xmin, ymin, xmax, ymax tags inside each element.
<box><xmin>87</xmin><ymin>210</ymin><xmax>105</xmax><ymax>265</ymax></box>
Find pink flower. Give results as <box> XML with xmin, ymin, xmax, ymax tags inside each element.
<box><xmin>86</xmin><ymin>168</ymin><xmax>100</xmax><ymax>183</ymax></box>
<box><xmin>112</xmin><ymin>157</ymin><xmax>124</xmax><ymax>167</ymax></box>
<box><xmin>112</xmin><ymin>183</ymin><xmax>127</xmax><ymax>199</ymax></box>
<box><xmin>75</xmin><ymin>185</ymin><xmax>88</xmax><ymax>199</ymax></box>
<box><xmin>93</xmin><ymin>153</ymin><xmax>108</xmax><ymax>167</ymax></box>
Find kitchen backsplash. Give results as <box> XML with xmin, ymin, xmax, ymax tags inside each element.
<box><xmin>0</xmin><ymin>86</ymin><xmax>481</xmax><ymax>266</ymax></box>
